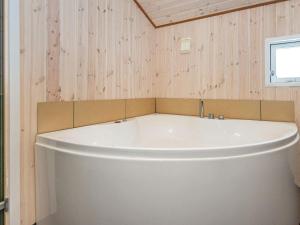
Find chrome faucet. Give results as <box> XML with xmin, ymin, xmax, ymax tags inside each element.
<box><xmin>200</xmin><ymin>100</ymin><xmax>204</xmax><ymax>118</ymax></box>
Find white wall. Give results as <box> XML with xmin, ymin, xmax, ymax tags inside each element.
<box><xmin>7</xmin><ymin>0</ymin><xmax>21</xmax><ymax>224</ymax></box>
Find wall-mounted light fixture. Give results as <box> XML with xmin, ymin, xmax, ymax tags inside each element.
<box><xmin>180</xmin><ymin>37</ymin><xmax>192</xmax><ymax>54</ymax></box>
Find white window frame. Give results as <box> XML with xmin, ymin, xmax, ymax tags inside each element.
<box><xmin>265</xmin><ymin>34</ymin><xmax>300</xmax><ymax>87</ymax></box>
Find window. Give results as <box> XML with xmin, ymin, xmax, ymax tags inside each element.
<box><xmin>265</xmin><ymin>34</ymin><xmax>300</xmax><ymax>86</ymax></box>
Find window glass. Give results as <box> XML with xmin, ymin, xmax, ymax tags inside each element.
<box><xmin>275</xmin><ymin>45</ymin><xmax>300</xmax><ymax>78</ymax></box>
<box><xmin>266</xmin><ymin>35</ymin><xmax>300</xmax><ymax>86</ymax></box>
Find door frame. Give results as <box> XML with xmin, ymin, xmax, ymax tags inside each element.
<box><xmin>5</xmin><ymin>0</ymin><xmax>21</xmax><ymax>224</ymax></box>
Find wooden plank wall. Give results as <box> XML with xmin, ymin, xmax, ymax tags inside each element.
<box><xmin>20</xmin><ymin>0</ymin><xmax>156</xmax><ymax>224</ymax></box>
<box><xmin>20</xmin><ymin>0</ymin><xmax>300</xmax><ymax>224</ymax></box>
<box><xmin>155</xmin><ymin>0</ymin><xmax>300</xmax><ymax>125</ymax></box>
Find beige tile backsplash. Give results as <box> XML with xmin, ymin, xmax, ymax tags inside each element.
<box><xmin>156</xmin><ymin>98</ymin><xmax>200</xmax><ymax>116</ymax></box>
<box><xmin>37</xmin><ymin>98</ymin><xmax>295</xmax><ymax>133</ymax></box>
<box><xmin>37</xmin><ymin>101</ymin><xmax>74</xmax><ymax>134</ymax></box>
<box><xmin>126</xmin><ymin>98</ymin><xmax>156</xmax><ymax>118</ymax></box>
<box><xmin>74</xmin><ymin>100</ymin><xmax>126</xmax><ymax>127</ymax></box>
<box><xmin>261</xmin><ymin>100</ymin><xmax>295</xmax><ymax>122</ymax></box>
<box><xmin>203</xmin><ymin>99</ymin><xmax>261</xmax><ymax>120</ymax></box>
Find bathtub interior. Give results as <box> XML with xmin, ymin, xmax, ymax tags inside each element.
<box><xmin>37</xmin><ymin>114</ymin><xmax>298</xmax><ymax>149</ymax></box>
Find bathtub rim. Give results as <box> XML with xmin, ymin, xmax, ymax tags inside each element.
<box><xmin>36</xmin><ymin>114</ymin><xmax>298</xmax><ymax>151</ymax></box>
<box><xmin>35</xmin><ymin>135</ymin><xmax>299</xmax><ymax>161</ymax></box>
<box><xmin>35</xmin><ymin>114</ymin><xmax>299</xmax><ymax>160</ymax></box>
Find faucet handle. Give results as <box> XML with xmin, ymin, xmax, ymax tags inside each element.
<box><xmin>218</xmin><ymin>115</ymin><xmax>224</xmax><ymax>120</ymax></box>
<box><xmin>208</xmin><ymin>113</ymin><xmax>215</xmax><ymax>119</ymax></box>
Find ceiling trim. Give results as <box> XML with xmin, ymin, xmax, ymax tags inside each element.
<box><xmin>132</xmin><ymin>0</ymin><xmax>157</xmax><ymax>28</ymax></box>
<box><xmin>133</xmin><ymin>0</ymin><xmax>288</xmax><ymax>29</ymax></box>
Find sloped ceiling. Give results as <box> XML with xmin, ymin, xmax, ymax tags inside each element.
<box><xmin>134</xmin><ymin>0</ymin><xmax>286</xmax><ymax>28</ymax></box>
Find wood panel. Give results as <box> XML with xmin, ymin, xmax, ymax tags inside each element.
<box><xmin>137</xmin><ymin>0</ymin><xmax>286</xmax><ymax>27</ymax></box>
<box><xmin>20</xmin><ymin>1</ymin><xmax>46</xmax><ymax>224</ymax></box>
<box><xmin>20</xmin><ymin>0</ymin><xmax>155</xmax><ymax>224</ymax></box>
<box><xmin>155</xmin><ymin>0</ymin><xmax>300</xmax><ymax>125</ymax></box>
<box><xmin>20</xmin><ymin>0</ymin><xmax>300</xmax><ymax>224</ymax></box>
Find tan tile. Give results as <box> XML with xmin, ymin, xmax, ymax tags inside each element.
<box><xmin>261</xmin><ymin>100</ymin><xmax>295</xmax><ymax>122</ymax></box>
<box><xmin>37</xmin><ymin>102</ymin><xmax>74</xmax><ymax>134</ymax></box>
<box><xmin>126</xmin><ymin>98</ymin><xmax>156</xmax><ymax>118</ymax></box>
<box><xmin>203</xmin><ymin>99</ymin><xmax>261</xmax><ymax>120</ymax></box>
<box><xmin>74</xmin><ymin>100</ymin><xmax>125</xmax><ymax>127</ymax></box>
<box><xmin>156</xmin><ymin>98</ymin><xmax>200</xmax><ymax>116</ymax></box>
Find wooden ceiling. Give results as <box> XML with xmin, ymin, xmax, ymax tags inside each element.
<box><xmin>134</xmin><ymin>0</ymin><xmax>286</xmax><ymax>28</ymax></box>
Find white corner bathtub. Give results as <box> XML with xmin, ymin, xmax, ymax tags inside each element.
<box><xmin>35</xmin><ymin>114</ymin><xmax>300</xmax><ymax>225</ymax></box>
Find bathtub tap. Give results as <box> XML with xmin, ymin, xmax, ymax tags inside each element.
<box><xmin>200</xmin><ymin>100</ymin><xmax>204</xmax><ymax>118</ymax></box>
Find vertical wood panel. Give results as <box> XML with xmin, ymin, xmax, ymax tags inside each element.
<box><xmin>155</xmin><ymin>0</ymin><xmax>300</xmax><ymax>126</ymax></box>
<box><xmin>20</xmin><ymin>0</ymin><xmax>300</xmax><ymax>225</ymax></box>
<box><xmin>76</xmin><ymin>0</ymin><xmax>89</xmax><ymax>100</ymax></box>
<box><xmin>87</xmin><ymin>0</ymin><xmax>97</xmax><ymax>99</ymax></box>
<box><xmin>262</xmin><ymin>4</ymin><xmax>276</xmax><ymax>100</ymax></box>
<box><xmin>46</xmin><ymin>0</ymin><xmax>60</xmax><ymax>101</ymax></box>
<box><xmin>20</xmin><ymin>0</ymin><xmax>155</xmax><ymax>224</ymax></box>
<box><xmin>59</xmin><ymin>0</ymin><xmax>77</xmax><ymax>101</ymax></box>
<box><xmin>237</xmin><ymin>10</ymin><xmax>250</xmax><ymax>99</ymax></box>
<box><xmin>21</xmin><ymin>0</ymin><xmax>47</xmax><ymax>224</ymax></box>
<box><xmin>249</xmin><ymin>7</ymin><xmax>263</xmax><ymax>100</ymax></box>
